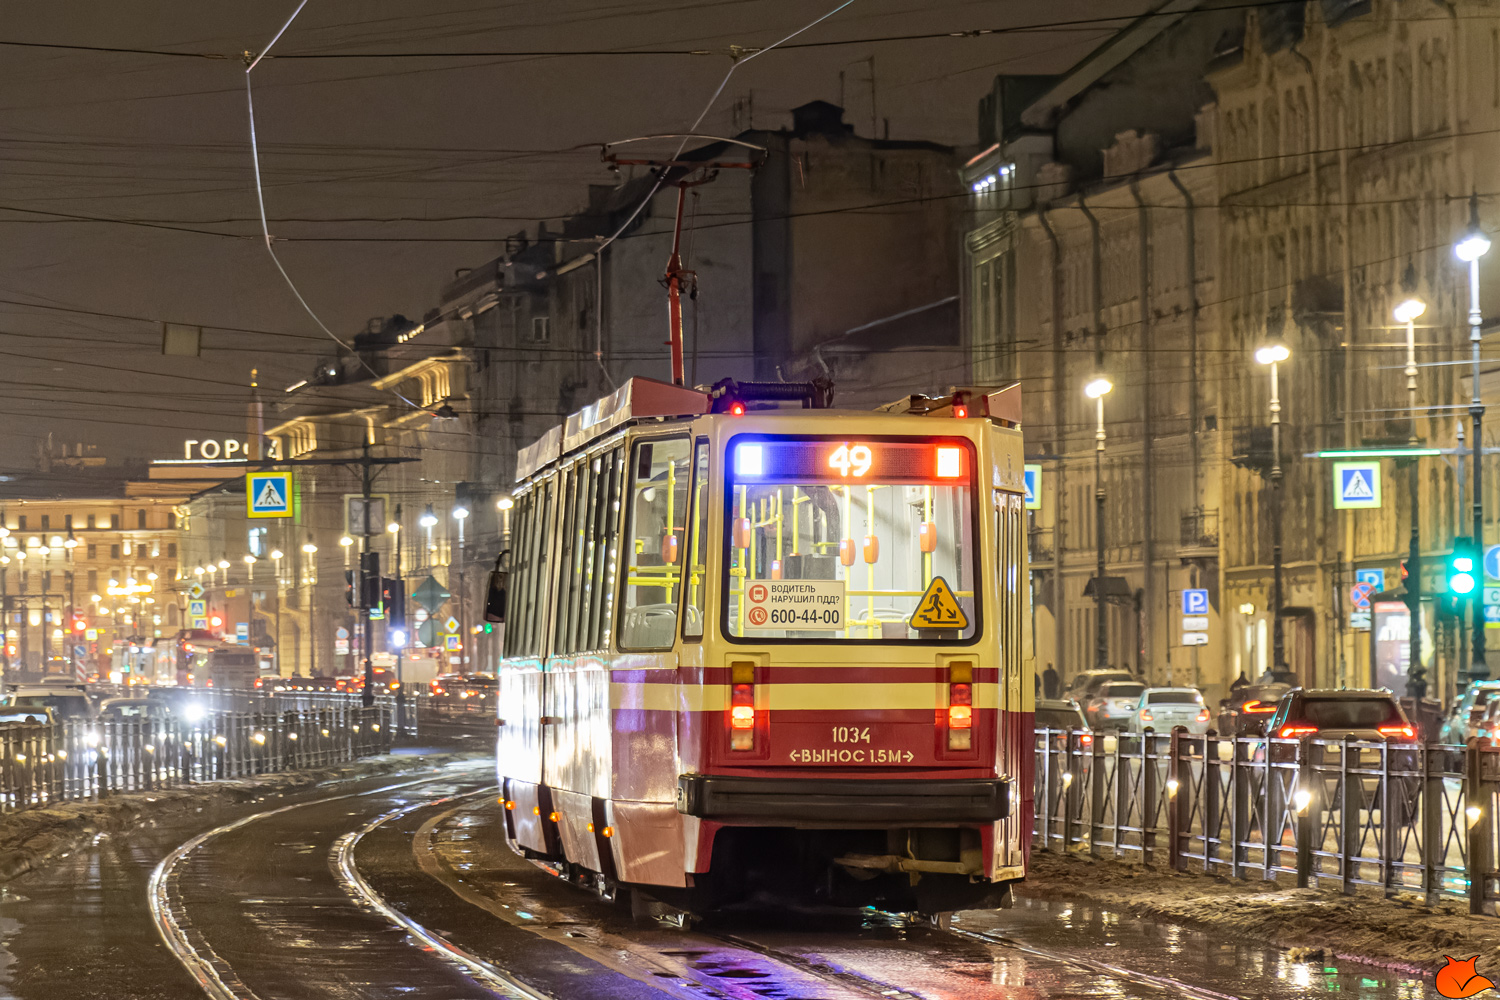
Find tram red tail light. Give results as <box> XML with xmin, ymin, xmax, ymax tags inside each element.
<box><xmin>730</xmin><ymin>687</ymin><xmax>755</xmax><ymax>728</ymax></box>
<box><xmin>730</xmin><ymin>662</ymin><xmax>756</xmax><ymax>750</ymax></box>
<box><xmin>947</xmin><ymin>662</ymin><xmax>974</xmax><ymax>750</ymax></box>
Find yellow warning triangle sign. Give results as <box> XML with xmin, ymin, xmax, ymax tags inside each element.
<box><xmin>909</xmin><ymin>576</ymin><xmax>969</xmax><ymax>630</ymax></box>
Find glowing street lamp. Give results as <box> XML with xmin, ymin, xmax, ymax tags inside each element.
<box><xmin>1084</xmin><ymin>375</ymin><xmax>1112</xmax><ymax>669</ymax></box>
<box><xmin>1457</xmin><ymin>192</ymin><xmax>1492</xmax><ymax>686</ymax></box>
<box><xmin>1257</xmin><ymin>340</ymin><xmax>1291</xmax><ymax>673</ymax></box>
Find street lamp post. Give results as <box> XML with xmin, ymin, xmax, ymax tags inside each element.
<box><xmin>270</xmin><ymin>548</ymin><xmax>284</xmax><ymax>675</ymax></box>
<box><xmin>453</xmin><ymin>504</ymin><xmax>469</xmax><ymax>669</ymax></box>
<box><xmin>302</xmin><ymin>539</ymin><xmax>318</xmax><ymax>678</ymax></box>
<box><xmin>1457</xmin><ymin>194</ymin><xmax>1492</xmax><ymax>685</ymax></box>
<box><xmin>1395</xmin><ymin>276</ymin><xmax>1428</xmax><ymax>696</ymax></box>
<box><xmin>1084</xmin><ymin>376</ymin><xmax>1113</xmax><ymax>670</ymax></box>
<box><xmin>1256</xmin><ymin>342</ymin><xmax>1291</xmax><ymax>675</ymax></box>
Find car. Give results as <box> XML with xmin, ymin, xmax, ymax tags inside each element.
<box><xmin>1129</xmin><ymin>687</ymin><xmax>1211</xmax><ymax>734</ymax></box>
<box><xmin>1083</xmin><ymin>680</ymin><xmax>1147</xmax><ymax>730</ymax></box>
<box><xmin>1063</xmin><ymin>669</ymin><xmax>1137</xmax><ymax>703</ymax></box>
<box><xmin>1264</xmin><ymin>688</ymin><xmax>1416</xmax><ymax>743</ymax></box>
<box><xmin>6</xmin><ymin>687</ymin><xmax>95</xmax><ymax>722</ymax></box>
<box><xmin>1439</xmin><ymin>680</ymin><xmax>1500</xmax><ymax>744</ymax></box>
<box><xmin>0</xmin><ymin>706</ymin><xmax>55</xmax><ymax>726</ymax></box>
<box><xmin>1035</xmin><ymin>698</ymin><xmax>1090</xmax><ymax>734</ymax></box>
<box><xmin>1218</xmin><ymin>683</ymin><xmax>1291</xmax><ymax>736</ymax></box>
<box><xmin>98</xmin><ymin>697</ymin><xmax>171</xmax><ymax>722</ymax></box>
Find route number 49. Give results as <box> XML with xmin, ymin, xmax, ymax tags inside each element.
<box><xmin>828</xmin><ymin>443</ymin><xmax>873</xmax><ymax>478</ymax></box>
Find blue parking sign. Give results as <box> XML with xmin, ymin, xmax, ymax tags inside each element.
<box><xmin>1181</xmin><ymin>589</ymin><xmax>1209</xmax><ymax>616</ymax></box>
<box><xmin>1355</xmin><ymin>568</ymin><xmax>1385</xmax><ymax>592</ymax></box>
<box><xmin>1023</xmin><ymin>464</ymin><xmax>1041</xmax><ymax>510</ymax></box>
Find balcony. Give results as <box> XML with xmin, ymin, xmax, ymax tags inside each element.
<box><xmin>1028</xmin><ymin>526</ymin><xmax>1054</xmax><ymax>564</ymax></box>
<box><xmin>1180</xmin><ymin>508</ymin><xmax>1219</xmax><ymax>556</ymax></box>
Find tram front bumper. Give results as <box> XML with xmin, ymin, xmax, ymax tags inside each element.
<box><xmin>675</xmin><ymin>774</ymin><xmax>1009</xmax><ymax>823</ymax></box>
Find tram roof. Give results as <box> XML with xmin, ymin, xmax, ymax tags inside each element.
<box><xmin>515</xmin><ymin>378</ymin><xmax>1022</xmax><ymax>482</ymax></box>
<box><xmin>517</xmin><ymin>378</ymin><xmax>710</xmax><ymax>481</ymax></box>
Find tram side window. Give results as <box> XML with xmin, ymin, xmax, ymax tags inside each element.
<box><xmin>682</xmin><ymin>440</ymin><xmax>710</xmax><ymax>639</ymax></box>
<box><xmin>551</xmin><ymin>463</ymin><xmax>584</xmax><ymax>653</ymax></box>
<box><xmin>505</xmin><ymin>481</ymin><xmax>555</xmax><ymax>658</ymax></box>
<box><xmin>584</xmin><ymin>447</ymin><xmax>624</xmax><ymax>650</ymax></box>
<box><xmin>551</xmin><ymin>448</ymin><xmax>623</xmax><ymax>654</ymax></box>
<box><xmin>619</xmin><ymin>438</ymin><xmax>691</xmax><ymax>650</ymax></box>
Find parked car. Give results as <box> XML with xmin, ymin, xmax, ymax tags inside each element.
<box><xmin>1035</xmin><ymin>698</ymin><xmax>1090</xmax><ymax>736</ymax></box>
<box><xmin>1218</xmin><ymin>683</ymin><xmax>1291</xmax><ymax>736</ymax></box>
<box><xmin>98</xmin><ymin>697</ymin><xmax>171</xmax><ymax>721</ymax></box>
<box><xmin>1128</xmin><ymin>687</ymin><xmax>1211</xmax><ymax>734</ymax></box>
<box><xmin>5</xmin><ymin>687</ymin><xmax>95</xmax><ymax>722</ymax></box>
<box><xmin>1063</xmin><ymin>669</ymin><xmax>1137</xmax><ymax>703</ymax></box>
<box><xmin>0</xmin><ymin>706</ymin><xmax>55</xmax><ymax>726</ymax></box>
<box><xmin>1083</xmin><ymin>680</ymin><xmax>1147</xmax><ymax>730</ymax></box>
<box><xmin>1439</xmin><ymin>680</ymin><xmax>1500</xmax><ymax>744</ymax></box>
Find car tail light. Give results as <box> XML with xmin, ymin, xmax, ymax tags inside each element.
<box><xmin>1278</xmin><ymin>723</ymin><xmax>1318</xmax><ymax>738</ymax></box>
<box><xmin>1080</xmin><ymin>732</ymin><xmax>1094</xmax><ymax>746</ymax></box>
<box><xmin>1139</xmin><ymin>709</ymin><xmax>1154</xmax><ymax>723</ymax></box>
<box><xmin>729</xmin><ymin>662</ymin><xmax>755</xmax><ymax>750</ymax></box>
<box><xmin>1196</xmin><ymin>709</ymin><xmax>1210</xmax><ymax>723</ymax></box>
<box><xmin>1242</xmin><ymin>700</ymin><xmax>1275</xmax><ymax>714</ymax></box>
<box><xmin>1377</xmin><ymin>724</ymin><xmax>1416</xmax><ymax>740</ymax></box>
<box><xmin>948</xmin><ymin>661</ymin><xmax>973</xmax><ymax>750</ymax></box>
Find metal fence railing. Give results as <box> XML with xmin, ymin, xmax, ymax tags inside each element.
<box><xmin>1033</xmin><ymin>728</ymin><xmax>1500</xmax><ymax>914</ymax></box>
<box><xmin>0</xmin><ymin>704</ymin><xmax>392</xmax><ymax>813</ymax></box>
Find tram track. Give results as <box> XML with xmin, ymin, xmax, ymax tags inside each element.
<box><xmin>401</xmin><ymin>795</ymin><xmax>1257</xmax><ymax>1000</ymax></box>
<box><xmin>151</xmin><ymin>770</ymin><xmax>1256</xmax><ymax>1000</ymax></box>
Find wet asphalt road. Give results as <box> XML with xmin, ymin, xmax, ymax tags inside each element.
<box><xmin>0</xmin><ymin>736</ymin><xmax>1447</xmax><ymax>1000</ymax></box>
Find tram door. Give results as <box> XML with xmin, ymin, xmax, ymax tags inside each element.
<box><xmin>994</xmin><ymin>487</ymin><xmax>1032</xmax><ymax>872</ymax></box>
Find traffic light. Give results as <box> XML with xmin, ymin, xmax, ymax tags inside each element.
<box><xmin>1449</xmin><ymin>537</ymin><xmax>1479</xmax><ymax>596</ymax></box>
<box><xmin>344</xmin><ymin>569</ymin><xmax>355</xmax><ymax>606</ymax></box>
<box><xmin>72</xmin><ymin>616</ymin><xmax>86</xmax><ymax>633</ymax></box>
<box><xmin>380</xmin><ymin>578</ymin><xmax>404</xmax><ymax>622</ymax></box>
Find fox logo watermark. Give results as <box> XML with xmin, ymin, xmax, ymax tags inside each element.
<box><xmin>1437</xmin><ymin>956</ymin><xmax>1496</xmax><ymax>998</ymax></box>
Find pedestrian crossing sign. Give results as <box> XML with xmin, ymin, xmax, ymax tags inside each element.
<box><xmin>909</xmin><ymin>576</ymin><xmax>969</xmax><ymax>631</ymax></box>
<box><xmin>1333</xmin><ymin>461</ymin><xmax>1381</xmax><ymax>509</ymax></box>
<box><xmin>1023</xmin><ymin>464</ymin><xmax>1042</xmax><ymax>510</ymax></box>
<box><xmin>246</xmin><ymin>471</ymin><xmax>294</xmax><ymax>518</ymax></box>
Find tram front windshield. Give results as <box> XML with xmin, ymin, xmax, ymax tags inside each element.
<box><xmin>724</xmin><ymin>436</ymin><xmax>978</xmax><ymax>643</ymax></box>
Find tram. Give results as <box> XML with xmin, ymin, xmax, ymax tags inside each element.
<box><xmin>491</xmin><ymin>376</ymin><xmax>1032</xmax><ymax>915</ymax></box>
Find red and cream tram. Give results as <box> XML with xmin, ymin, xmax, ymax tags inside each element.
<box><xmin>491</xmin><ymin>377</ymin><xmax>1031</xmax><ymax>915</ymax></box>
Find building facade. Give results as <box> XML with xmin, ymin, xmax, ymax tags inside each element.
<box><xmin>968</xmin><ymin>0</ymin><xmax>1500</xmax><ymax>705</ymax></box>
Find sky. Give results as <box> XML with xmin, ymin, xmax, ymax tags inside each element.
<box><xmin>0</xmin><ymin>0</ymin><xmax>1134</xmax><ymax>468</ymax></box>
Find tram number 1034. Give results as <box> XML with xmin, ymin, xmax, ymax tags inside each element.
<box><xmin>832</xmin><ymin>726</ymin><xmax>872</xmax><ymax>744</ymax></box>
<box><xmin>828</xmin><ymin>443</ymin><xmax>873</xmax><ymax>478</ymax></box>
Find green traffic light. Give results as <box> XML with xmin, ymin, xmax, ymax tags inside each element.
<box><xmin>1453</xmin><ymin>573</ymin><xmax>1478</xmax><ymax>596</ymax></box>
